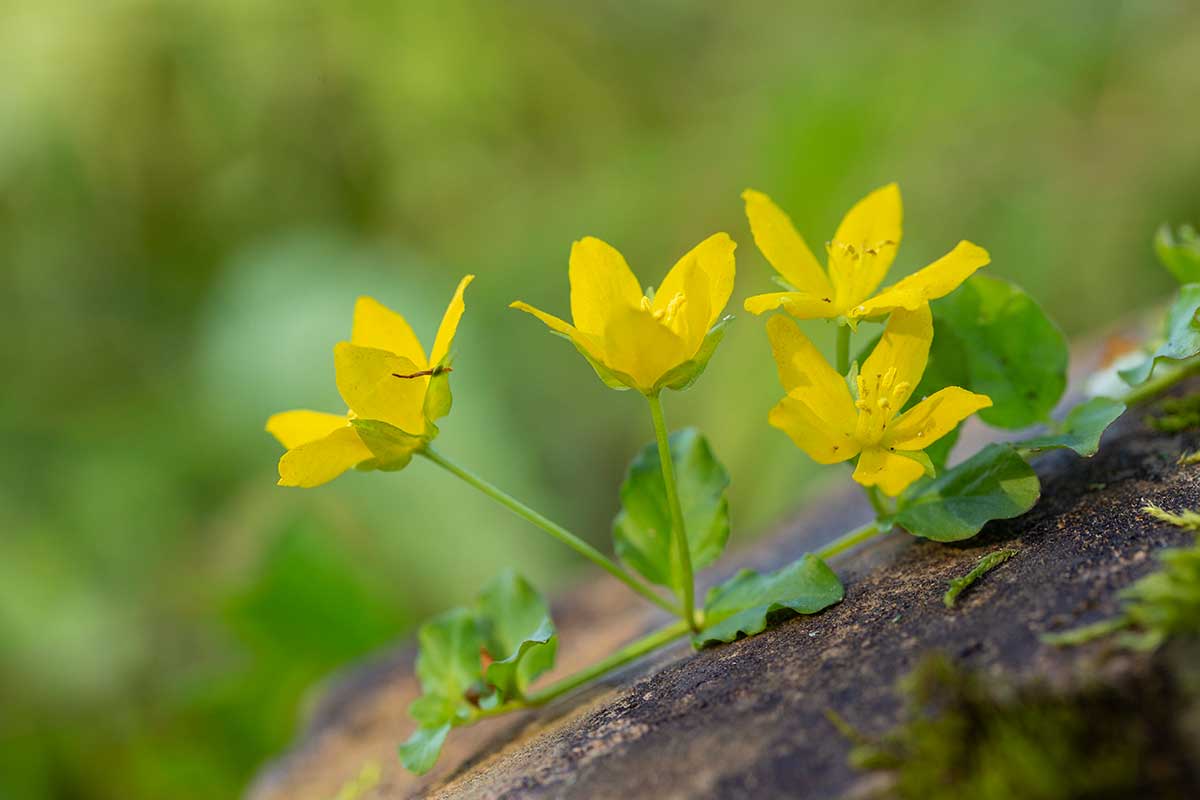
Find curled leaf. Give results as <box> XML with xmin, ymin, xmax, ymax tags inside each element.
<box><xmin>897</xmin><ymin>444</ymin><xmax>1039</xmax><ymax>543</ymax></box>
<box><xmin>695</xmin><ymin>554</ymin><xmax>843</xmax><ymax>647</ymax></box>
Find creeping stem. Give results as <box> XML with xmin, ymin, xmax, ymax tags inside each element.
<box><xmin>419</xmin><ymin>446</ymin><xmax>681</xmax><ymax>617</ymax></box>
<box><xmin>1122</xmin><ymin>358</ymin><xmax>1200</xmax><ymax>406</ymax></box>
<box><xmin>646</xmin><ymin>393</ymin><xmax>702</xmax><ymax>632</ymax></box>
<box><xmin>815</xmin><ymin>519</ymin><xmax>889</xmax><ymax>561</ymax></box>
<box><xmin>475</xmin><ymin>620</ymin><xmax>692</xmax><ymax>717</ymax></box>
<box><xmin>836</xmin><ymin>324</ymin><xmax>852</xmax><ymax>375</ymax></box>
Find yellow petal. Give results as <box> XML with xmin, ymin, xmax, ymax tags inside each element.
<box><xmin>654</xmin><ymin>232</ymin><xmax>735</xmax><ymax>332</ymax></box>
<box><xmin>852</xmin><ymin>446</ymin><xmax>926</xmax><ymax>497</ymax></box>
<box><xmin>430</xmin><ymin>274</ymin><xmax>475</xmax><ymax>366</ymax></box>
<box><xmin>649</xmin><ymin>254</ymin><xmax>711</xmax><ymax>359</ymax></box>
<box><xmin>351</xmin><ymin>296</ymin><xmax>427</xmax><ymax>368</ymax></box>
<box><xmin>852</xmin><ymin>241</ymin><xmax>990</xmax><ymax>319</ymax></box>
<box><xmin>334</xmin><ymin>343</ymin><xmax>427</xmax><ymax>435</ymax></box>
<box><xmin>602</xmin><ymin>305</ymin><xmax>691</xmax><ymax>392</ymax></box>
<box><xmin>509</xmin><ymin>301</ymin><xmax>607</xmax><ymax>364</ymax></box>
<box><xmin>277</xmin><ymin>426</ymin><xmax>373</xmax><ymax>488</ymax></box>
<box><xmin>884</xmin><ymin>387</ymin><xmax>992</xmax><ymax>451</ymax></box>
<box><xmin>829</xmin><ymin>183</ymin><xmax>902</xmax><ymax>306</ymax></box>
<box><xmin>766</xmin><ymin>315</ymin><xmax>857</xmax><ymax>429</ymax></box>
<box><xmin>742</xmin><ymin>190</ymin><xmax>833</xmax><ymax>297</ymax></box>
<box><xmin>768</xmin><ymin>394</ymin><xmax>859</xmax><ymax>465</ymax></box>
<box><xmin>744</xmin><ymin>291</ymin><xmax>839</xmax><ymax>319</ymax></box>
<box><xmin>568</xmin><ymin>237</ymin><xmax>644</xmax><ymax>336</ymax></box>
<box><xmin>266</xmin><ymin>410</ymin><xmax>351</xmax><ymax>449</ymax></box>
<box><xmin>859</xmin><ymin>304</ymin><xmax>932</xmax><ymax>413</ymax></box>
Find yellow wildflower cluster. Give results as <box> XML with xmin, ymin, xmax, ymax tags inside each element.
<box><xmin>268</xmin><ymin>184</ymin><xmax>991</xmax><ymax>497</ymax></box>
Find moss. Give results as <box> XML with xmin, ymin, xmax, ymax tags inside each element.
<box><xmin>1146</xmin><ymin>394</ymin><xmax>1200</xmax><ymax>433</ymax></box>
<box><xmin>943</xmin><ymin>549</ymin><xmax>1017</xmax><ymax>608</ymax></box>
<box><xmin>848</xmin><ymin>656</ymin><xmax>1196</xmax><ymax>799</ymax></box>
<box><xmin>1043</xmin><ymin>530</ymin><xmax>1200</xmax><ymax>650</ymax></box>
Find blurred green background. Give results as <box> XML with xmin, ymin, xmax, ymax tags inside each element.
<box><xmin>2</xmin><ymin>1</ymin><xmax>1198</xmax><ymax>798</ymax></box>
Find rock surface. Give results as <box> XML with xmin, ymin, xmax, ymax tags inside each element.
<box><xmin>248</xmin><ymin>378</ymin><xmax>1200</xmax><ymax>800</ymax></box>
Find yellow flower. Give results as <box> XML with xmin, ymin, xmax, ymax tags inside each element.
<box><xmin>266</xmin><ymin>275</ymin><xmax>474</xmax><ymax>488</ymax></box>
<box><xmin>767</xmin><ymin>304</ymin><xmax>991</xmax><ymax>496</ymax></box>
<box><xmin>742</xmin><ymin>184</ymin><xmax>989</xmax><ymax>324</ymax></box>
<box><xmin>510</xmin><ymin>234</ymin><xmax>735</xmax><ymax>394</ymax></box>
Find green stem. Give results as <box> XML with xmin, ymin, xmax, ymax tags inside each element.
<box><xmin>531</xmin><ymin>619</ymin><xmax>690</xmax><ymax>704</ymax></box>
<box><xmin>836</xmin><ymin>324</ymin><xmax>851</xmax><ymax>375</ymax></box>
<box><xmin>815</xmin><ymin>519</ymin><xmax>889</xmax><ymax>561</ymax></box>
<box><xmin>1122</xmin><ymin>358</ymin><xmax>1200</xmax><ymax>406</ymax></box>
<box><xmin>473</xmin><ymin>620</ymin><xmax>691</xmax><ymax>718</ymax></box>
<box><xmin>865</xmin><ymin>486</ymin><xmax>891</xmax><ymax>518</ymax></box>
<box><xmin>420</xmin><ymin>446</ymin><xmax>681</xmax><ymax>617</ymax></box>
<box><xmin>646</xmin><ymin>393</ymin><xmax>700</xmax><ymax>632</ymax></box>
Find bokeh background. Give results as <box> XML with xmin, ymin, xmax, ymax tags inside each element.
<box><xmin>2</xmin><ymin>2</ymin><xmax>1198</xmax><ymax>798</ymax></box>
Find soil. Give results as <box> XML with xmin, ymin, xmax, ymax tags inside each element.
<box><xmin>247</xmin><ymin>376</ymin><xmax>1200</xmax><ymax>800</ymax></box>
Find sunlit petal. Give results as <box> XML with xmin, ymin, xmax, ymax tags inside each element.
<box><xmin>266</xmin><ymin>410</ymin><xmax>351</xmax><ymax>450</ymax></box>
<box><xmin>334</xmin><ymin>343</ymin><xmax>428</xmax><ymax>435</ymax></box>
<box><xmin>742</xmin><ymin>190</ymin><xmax>833</xmax><ymax>297</ymax></box>
<box><xmin>568</xmin><ymin>237</ymin><xmax>644</xmax><ymax>336</ymax></box>
<box><xmin>852</xmin><ymin>241</ymin><xmax>989</xmax><ymax>319</ymax></box>
<box><xmin>859</xmin><ymin>304</ymin><xmax>932</xmax><ymax>413</ymax></box>
<box><xmin>277</xmin><ymin>426</ymin><xmax>373</xmax><ymax>488</ymax></box>
<box><xmin>654</xmin><ymin>232</ymin><xmax>735</xmax><ymax>332</ymax></box>
<box><xmin>884</xmin><ymin>387</ymin><xmax>992</xmax><ymax>451</ymax></box>
<box><xmin>351</xmin><ymin>296</ymin><xmax>428</xmax><ymax>368</ymax></box>
<box><xmin>830</xmin><ymin>183</ymin><xmax>902</xmax><ymax>305</ymax></box>
<box><xmin>852</xmin><ymin>446</ymin><xmax>926</xmax><ymax>497</ymax></box>
<box><xmin>602</xmin><ymin>305</ymin><xmax>691</xmax><ymax>392</ymax></box>
<box><xmin>766</xmin><ymin>315</ymin><xmax>857</xmax><ymax>428</ymax></box>
<box><xmin>768</xmin><ymin>394</ymin><xmax>859</xmax><ymax>465</ymax></box>
<box><xmin>744</xmin><ymin>291</ymin><xmax>840</xmax><ymax>319</ymax></box>
<box><xmin>430</xmin><ymin>274</ymin><xmax>475</xmax><ymax>366</ymax></box>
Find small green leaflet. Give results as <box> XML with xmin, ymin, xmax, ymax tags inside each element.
<box><xmin>694</xmin><ymin>555</ymin><xmax>844</xmax><ymax>647</ymax></box>
<box><xmin>399</xmin><ymin>723</ymin><xmax>452</xmax><ymax>775</ymax></box>
<box><xmin>399</xmin><ymin>608</ymin><xmax>482</xmax><ymax>773</ymax></box>
<box><xmin>475</xmin><ymin>571</ymin><xmax>557</xmax><ymax>700</ymax></box>
<box><xmin>896</xmin><ymin>444</ymin><xmax>1040</xmax><ymax>542</ymax></box>
<box><xmin>399</xmin><ymin>573</ymin><xmax>557</xmax><ymax>775</ymax></box>
<box><xmin>1156</xmin><ymin>223</ymin><xmax>1200</xmax><ymax>285</ymax></box>
<box><xmin>1120</xmin><ymin>284</ymin><xmax>1200</xmax><ymax>386</ymax></box>
<box><xmin>613</xmin><ymin>428</ymin><xmax>731</xmax><ymax>597</ymax></box>
<box><xmin>927</xmin><ymin>275</ymin><xmax>1068</xmax><ymax>430</ymax></box>
<box><xmin>656</xmin><ymin>317</ymin><xmax>732</xmax><ymax>392</ymax></box>
<box><xmin>1014</xmin><ymin>397</ymin><xmax>1126</xmax><ymax>457</ymax></box>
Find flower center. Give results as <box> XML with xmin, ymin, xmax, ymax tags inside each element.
<box><xmin>855</xmin><ymin>366</ymin><xmax>911</xmax><ymax>444</ymax></box>
<box><xmin>641</xmin><ymin>292</ymin><xmax>687</xmax><ymax>325</ymax></box>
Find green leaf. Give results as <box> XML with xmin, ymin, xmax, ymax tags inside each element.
<box><xmin>1120</xmin><ymin>284</ymin><xmax>1200</xmax><ymax>385</ymax></box>
<box><xmin>350</xmin><ymin>418</ymin><xmax>423</xmax><ymax>471</ymax></box>
<box><xmin>475</xmin><ymin>571</ymin><xmax>557</xmax><ymax>699</ymax></box>
<box><xmin>613</xmin><ymin>428</ymin><xmax>731</xmax><ymax>596</ymax></box>
<box><xmin>1155</xmin><ymin>223</ymin><xmax>1200</xmax><ymax>285</ymax></box>
<box><xmin>694</xmin><ymin>554</ymin><xmax>843</xmax><ymax>647</ymax></box>
<box><xmin>656</xmin><ymin>317</ymin><xmax>732</xmax><ymax>392</ymax></box>
<box><xmin>896</xmin><ymin>444</ymin><xmax>1040</xmax><ymax>542</ymax></box>
<box><xmin>1014</xmin><ymin>396</ymin><xmax>1126</xmax><ymax>457</ymax></box>
<box><xmin>929</xmin><ymin>275</ymin><xmax>1068</xmax><ymax>430</ymax></box>
<box><xmin>399</xmin><ymin>723</ymin><xmax>451</xmax><ymax>775</ymax></box>
<box><xmin>410</xmin><ymin>607</ymin><xmax>483</xmax><ymax>725</ymax></box>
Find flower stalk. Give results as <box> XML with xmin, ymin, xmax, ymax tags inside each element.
<box><xmin>419</xmin><ymin>446</ymin><xmax>681</xmax><ymax>617</ymax></box>
<box><xmin>647</xmin><ymin>393</ymin><xmax>702</xmax><ymax>632</ymax></box>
